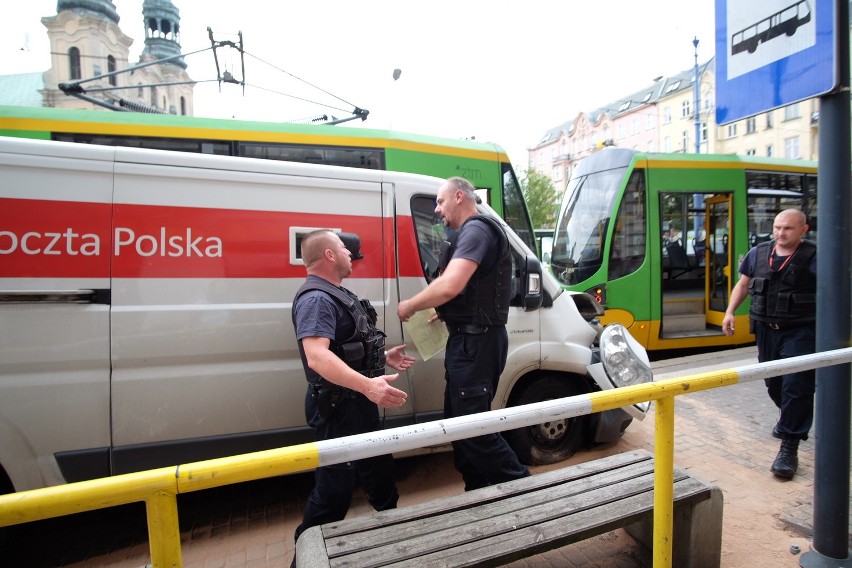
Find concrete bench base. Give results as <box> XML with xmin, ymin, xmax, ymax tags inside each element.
<box><xmin>296</xmin><ymin>449</ymin><xmax>722</xmax><ymax>568</ymax></box>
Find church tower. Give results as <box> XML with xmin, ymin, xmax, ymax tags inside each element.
<box><xmin>135</xmin><ymin>0</ymin><xmax>194</xmax><ymax>115</ymax></box>
<box><xmin>41</xmin><ymin>0</ymin><xmax>133</xmax><ymax>109</ymax></box>
<box><xmin>39</xmin><ymin>0</ymin><xmax>194</xmax><ymax>114</ymax></box>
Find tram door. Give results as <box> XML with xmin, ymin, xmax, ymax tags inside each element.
<box><xmin>705</xmin><ymin>195</ymin><xmax>733</xmax><ymax>326</ymax></box>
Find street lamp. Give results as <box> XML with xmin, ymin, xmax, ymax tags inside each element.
<box><xmin>692</xmin><ymin>37</ymin><xmax>703</xmax><ymax>239</ymax></box>
<box><xmin>693</xmin><ymin>36</ymin><xmax>701</xmax><ymax>154</ymax></box>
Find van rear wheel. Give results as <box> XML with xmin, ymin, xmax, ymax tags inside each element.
<box><xmin>504</xmin><ymin>376</ymin><xmax>588</xmax><ymax>465</ymax></box>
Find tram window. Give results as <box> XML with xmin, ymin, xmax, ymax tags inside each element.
<box><xmin>608</xmin><ymin>170</ymin><xmax>646</xmax><ymax>280</ymax></box>
<box><xmin>238</xmin><ymin>143</ymin><xmax>385</xmax><ymax>170</ymax></box>
<box><xmin>53</xmin><ymin>133</ymin><xmax>232</xmax><ymax>155</ymax></box>
<box><xmin>746</xmin><ymin>170</ymin><xmax>816</xmax><ymax>245</ymax></box>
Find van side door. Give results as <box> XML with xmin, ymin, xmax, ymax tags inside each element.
<box><xmin>0</xmin><ymin>142</ymin><xmax>113</xmax><ymax>490</ymax></box>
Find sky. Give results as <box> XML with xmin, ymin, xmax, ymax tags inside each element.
<box><xmin>2</xmin><ymin>1</ymin><xmax>717</xmax><ymax>169</ymax></box>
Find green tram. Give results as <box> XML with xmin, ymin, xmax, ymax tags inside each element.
<box><xmin>0</xmin><ymin>104</ymin><xmax>535</xmax><ymax>253</ymax></box>
<box><xmin>550</xmin><ymin>147</ymin><xmax>817</xmax><ymax>351</ymax></box>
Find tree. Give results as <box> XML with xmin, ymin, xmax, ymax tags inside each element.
<box><xmin>520</xmin><ymin>168</ymin><xmax>560</xmax><ymax>229</ymax></box>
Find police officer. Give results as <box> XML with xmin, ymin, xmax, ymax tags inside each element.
<box><xmin>722</xmin><ymin>209</ymin><xmax>816</xmax><ymax>479</ymax></box>
<box><xmin>398</xmin><ymin>177</ymin><xmax>529</xmax><ymax>491</ymax></box>
<box><xmin>292</xmin><ymin>230</ymin><xmax>414</xmax><ymax>561</ymax></box>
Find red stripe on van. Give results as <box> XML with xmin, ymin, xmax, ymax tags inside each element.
<box><xmin>1</xmin><ymin>199</ymin><xmax>398</xmax><ymax>279</ymax></box>
<box><xmin>0</xmin><ymin>198</ymin><xmax>111</xmax><ymax>277</ymax></box>
<box><xmin>111</xmin><ymin>204</ymin><xmax>386</xmax><ymax>278</ymax></box>
<box><xmin>1</xmin><ymin>199</ymin><xmax>434</xmax><ymax>280</ymax></box>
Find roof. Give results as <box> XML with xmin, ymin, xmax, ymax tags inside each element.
<box><xmin>535</xmin><ymin>57</ymin><xmax>716</xmax><ymax>146</ymax></box>
<box><xmin>0</xmin><ymin>73</ymin><xmax>44</xmax><ymax>107</ymax></box>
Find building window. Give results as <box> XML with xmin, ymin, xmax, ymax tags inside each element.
<box><xmin>137</xmin><ymin>83</ymin><xmax>144</xmax><ymax>97</ymax></box>
<box><xmin>663</xmin><ymin>107</ymin><xmax>672</xmax><ymax>124</ymax></box>
<box><xmin>701</xmin><ymin>122</ymin><xmax>708</xmax><ymax>142</ymax></box>
<box><xmin>682</xmin><ymin>131</ymin><xmax>689</xmax><ymax>152</ymax></box>
<box><xmin>107</xmin><ymin>55</ymin><xmax>117</xmax><ymax>86</ymax></box>
<box><xmin>632</xmin><ymin>118</ymin><xmax>639</xmax><ymax>135</ymax></box>
<box><xmin>727</xmin><ymin>124</ymin><xmax>737</xmax><ymax>138</ymax></box>
<box><xmin>682</xmin><ymin>100</ymin><xmax>691</xmax><ymax>118</ymax></box>
<box><xmin>151</xmin><ymin>86</ymin><xmax>157</xmax><ymax>108</ymax></box>
<box><xmin>746</xmin><ymin>117</ymin><xmax>756</xmax><ymax>134</ymax></box>
<box><xmin>784</xmin><ymin>137</ymin><xmax>800</xmax><ymax>159</ymax></box>
<box><xmin>766</xmin><ymin>113</ymin><xmax>774</xmax><ymax>129</ymax></box>
<box><xmin>746</xmin><ymin>149</ymin><xmax>757</xmax><ymax>156</ymax></box>
<box><xmin>69</xmin><ymin>47</ymin><xmax>81</xmax><ymax>80</ymax></box>
<box><xmin>767</xmin><ymin>145</ymin><xmax>773</xmax><ymax>157</ymax></box>
<box><xmin>784</xmin><ymin>104</ymin><xmax>800</xmax><ymax>121</ymax></box>
<box><xmin>664</xmin><ymin>136</ymin><xmax>672</xmax><ymax>153</ymax></box>
<box><xmin>647</xmin><ymin>113</ymin><xmax>655</xmax><ymax>131</ymax></box>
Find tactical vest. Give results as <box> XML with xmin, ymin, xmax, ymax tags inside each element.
<box><xmin>436</xmin><ymin>215</ymin><xmax>512</xmax><ymax>326</ymax></box>
<box><xmin>293</xmin><ymin>278</ymin><xmax>386</xmax><ymax>382</ymax></box>
<box><xmin>748</xmin><ymin>240</ymin><xmax>816</xmax><ymax>325</ymax></box>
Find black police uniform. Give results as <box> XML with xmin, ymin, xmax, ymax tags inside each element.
<box><xmin>742</xmin><ymin>240</ymin><xmax>817</xmax><ymax>440</ymax></box>
<box><xmin>437</xmin><ymin>215</ymin><xmax>529</xmax><ymax>491</ymax></box>
<box><xmin>291</xmin><ymin>275</ymin><xmax>398</xmax><ymax>544</ymax></box>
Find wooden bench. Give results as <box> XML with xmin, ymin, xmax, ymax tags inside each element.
<box><xmin>295</xmin><ymin>449</ymin><xmax>722</xmax><ymax>568</ymax></box>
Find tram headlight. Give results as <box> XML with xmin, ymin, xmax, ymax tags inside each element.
<box><xmin>599</xmin><ymin>323</ymin><xmax>652</xmax><ymax>388</ymax></box>
<box><xmin>585</xmin><ymin>323</ymin><xmax>653</xmax><ymax>419</ymax></box>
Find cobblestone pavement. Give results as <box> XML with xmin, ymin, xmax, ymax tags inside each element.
<box><xmin>28</xmin><ymin>346</ymin><xmax>852</xmax><ymax>566</ymax></box>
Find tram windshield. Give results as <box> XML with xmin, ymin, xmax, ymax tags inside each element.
<box><xmin>551</xmin><ymin>164</ymin><xmax>628</xmax><ymax>286</ymax></box>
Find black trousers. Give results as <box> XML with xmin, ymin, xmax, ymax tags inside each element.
<box><xmin>444</xmin><ymin>325</ymin><xmax>529</xmax><ymax>490</ymax></box>
<box><xmin>293</xmin><ymin>387</ymin><xmax>398</xmax><ymax>543</ymax></box>
<box><xmin>754</xmin><ymin>322</ymin><xmax>816</xmax><ymax>440</ymax></box>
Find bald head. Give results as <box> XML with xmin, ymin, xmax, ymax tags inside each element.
<box><xmin>435</xmin><ymin>176</ymin><xmax>479</xmax><ymax>230</ymax></box>
<box><xmin>301</xmin><ymin>230</ymin><xmax>336</xmax><ymax>268</ymax></box>
<box><xmin>773</xmin><ymin>209</ymin><xmax>809</xmax><ymax>252</ymax></box>
<box><xmin>775</xmin><ymin>208</ymin><xmax>807</xmax><ymax>227</ymax></box>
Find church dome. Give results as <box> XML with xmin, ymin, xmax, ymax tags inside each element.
<box><xmin>57</xmin><ymin>0</ymin><xmax>120</xmax><ymax>23</ymax></box>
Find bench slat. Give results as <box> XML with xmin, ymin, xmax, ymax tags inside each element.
<box><xmin>384</xmin><ymin>477</ymin><xmax>713</xmax><ymax>568</ymax></box>
<box><xmin>322</xmin><ymin>450</ymin><xmax>652</xmax><ymax>539</ymax></box>
<box><xmin>329</xmin><ymin>473</ymin><xmax>708</xmax><ymax>567</ymax></box>
<box><xmin>325</xmin><ymin>459</ymin><xmax>661</xmax><ymax>557</ymax></box>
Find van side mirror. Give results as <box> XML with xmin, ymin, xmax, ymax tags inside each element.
<box><xmin>522</xmin><ymin>254</ymin><xmax>543</xmax><ymax>311</ymax></box>
<box><xmin>338</xmin><ymin>232</ymin><xmax>364</xmax><ymax>260</ymax></box>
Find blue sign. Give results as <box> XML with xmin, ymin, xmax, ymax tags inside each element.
<box><xmin>715</xmin><ymin>0</ymin><xmax>836</xmax><ymax>124</ymax></box>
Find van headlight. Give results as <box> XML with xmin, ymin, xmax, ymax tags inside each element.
<box><xmin>600</xmin><ymin>323</ymin><xmax>652</xmax><ymax>388</ymax></box>
<box><xmin>586</xmin><ymin>323</ymin><xmax>652</xmax><ymax>419</ymax></box>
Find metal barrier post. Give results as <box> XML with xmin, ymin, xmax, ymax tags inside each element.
<box><xmin>653</xmin><ymin>395</ymin><xmax>675</xmax><ymax>568</ymax></box>
<box><xmin>145</xmin><ymin>491</ymin><xmax>182</xmax><ymax>568</ymax></box>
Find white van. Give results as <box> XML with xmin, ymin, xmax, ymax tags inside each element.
<box><xmin>0</xmin><ymin>137</ymin><xmax>650</xmax><ymax>492</ymax></box>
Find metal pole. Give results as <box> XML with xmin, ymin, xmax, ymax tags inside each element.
<box><xmin>801</xmin><ymin>0</ymin><xmax>852</xmax><ymax>564</ymax></box>
<box><xmin>653</xmin><ymin>396</ymin><xmax>675</xmax><ymax>568</ymax></box>
<box><xmin>693</xmin><ymin>37</ymin><xmax>701</xmax><ymax>154</ymax></box>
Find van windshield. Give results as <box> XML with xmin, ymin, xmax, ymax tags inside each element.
<box><xmin>550</xmin><ymin>165</ymin><xmax>627</xmax><ymax>286</ymax></box>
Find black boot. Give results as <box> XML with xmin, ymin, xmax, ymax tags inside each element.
<box><xmin>771</xmin><ymin>438</ymin><xmax>799</xmax><ymax>479</ymax></box>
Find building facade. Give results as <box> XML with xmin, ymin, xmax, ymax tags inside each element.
<box><xmin>36</xmin><ymin>0</ymin><xmax>193</xmax><ymax>114</ymax></box>
<box><xmin>529</xmin><ymin>54</ymin><xmax>821</xmax><ymax>191</ymax></box>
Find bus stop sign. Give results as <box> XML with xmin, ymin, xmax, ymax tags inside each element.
<box><xmin>715</xmin><ymin>0</ymin><xmax>837</xmax><ymax>125</ymax></box>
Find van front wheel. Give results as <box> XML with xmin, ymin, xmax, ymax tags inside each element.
<box><xmin>504</xmin><ymin>376</ymin><xmax>588</xmax><ymax>465</ymax></box>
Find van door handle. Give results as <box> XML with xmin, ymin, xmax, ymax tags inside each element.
<box><xmin>0</xmin><ymin>289</ymin><xmax>111</xmax><ymax>304</ymax></box>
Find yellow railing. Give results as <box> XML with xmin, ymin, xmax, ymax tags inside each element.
<box><xmin>1</xmin><ymin>347</ymin><xmax>851</xmax><ymax>568</ymax></box>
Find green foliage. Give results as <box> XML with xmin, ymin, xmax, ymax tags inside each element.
<box><xmin>520</xmin><ymin>168</ymin><xmax>560</xmax><ymax>229</ymax></box>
